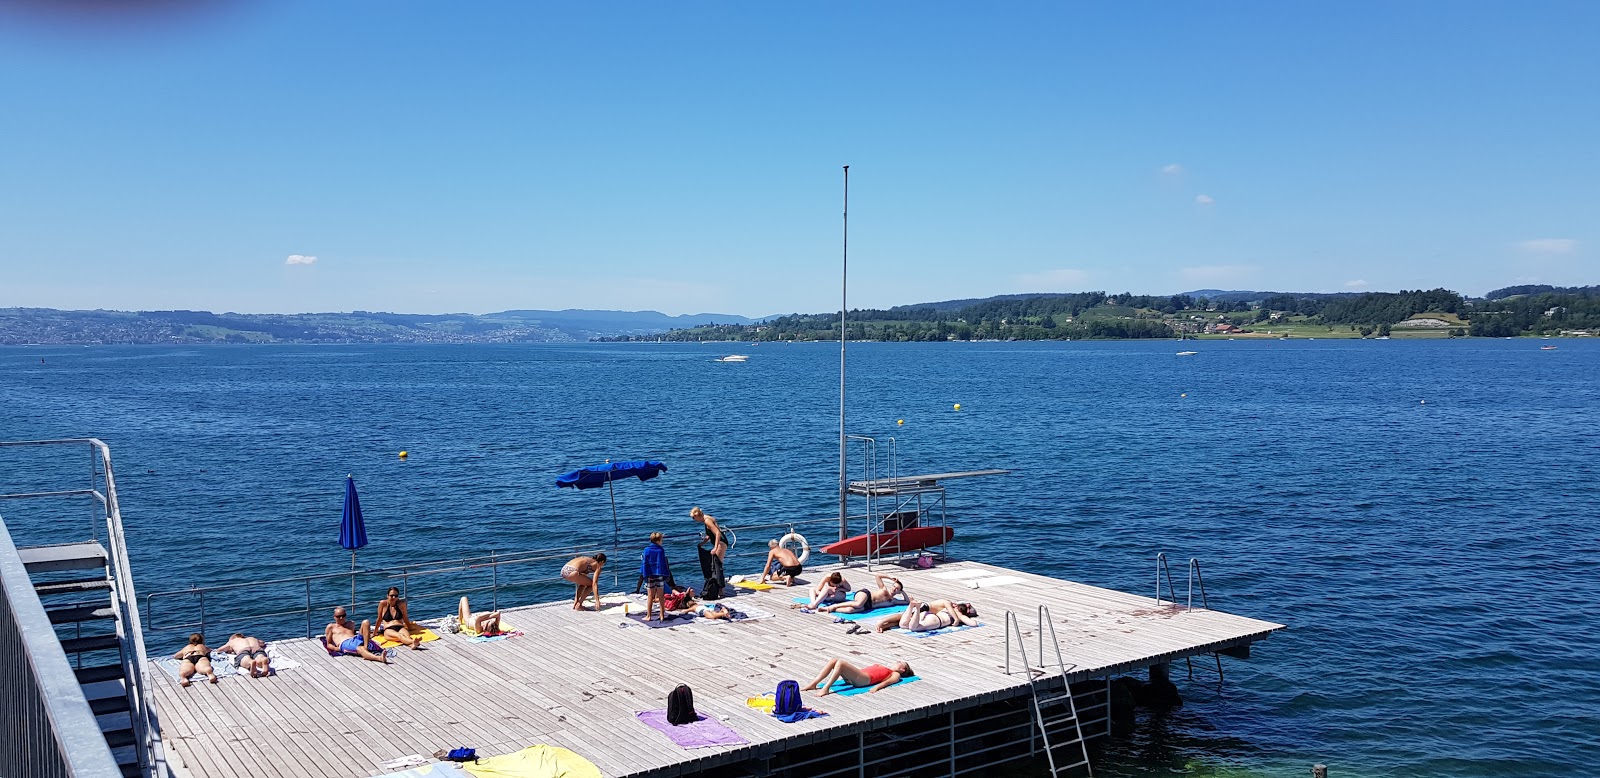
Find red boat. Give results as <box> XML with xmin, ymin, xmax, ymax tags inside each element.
<box><xmin>820</xmin><ymin>526</ymin><xmax>954</xmax><ymax>558</ymax></box>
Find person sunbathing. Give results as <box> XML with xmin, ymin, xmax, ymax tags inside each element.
<box><xmin>323</xmin><ymin>607</ymin><xmax>388</xmax><ymax>663</ymax></box>
<box><xmin>377</xmin><ymin>586</ymin><xmax>422</xmax><ymax>649</ymax></box>
<box><xmin>561</xmin><ymin>553</ymin><xmax>607</xmax><ymax>611</ymax></box>
<box><xmin>173</xmin><ymin>633</ymin><xmax>218</xmax><ymax>686</ymax></box>
<box><xmin>660</xmin><ymin>588</ymin><xmax>734</xmax><ymax>620</ymax></box>
<box><xmin>795</xmin><ymin>572</ymin><xmax>852</xmax><ymax>609</ymax></box>
<box><xmin>458</xmin><ymin>596</ymin><xmax>506</xmax><ymax>636</ymax></box>
<box><xmin>898</xmin><ymin>599</ymin><xmax>979</xmax><ymax>632</ymax></box>
<box><xmin>801</xmin><ymin>657</ymin><xmax>913</xmax><ymax>696</ymax></box>
<box><xmin>820</xmin><ymin>573</ymin><xmax>906</xmax><ymax>614</ymax></box>
<box><xmin>759</xmin><ymin>539</ymin><xmax>804</xmax><ymax>586</ymax></box>
<box><xmin>218</xmin><ymin>633</ymin><xmax>272</xmax><ymax>678</ymax></box>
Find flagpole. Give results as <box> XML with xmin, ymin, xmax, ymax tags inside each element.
<box><xmin>838</xmin><ymin>164</ymin><xmax>849</xmax><ymax>542</ymax></box>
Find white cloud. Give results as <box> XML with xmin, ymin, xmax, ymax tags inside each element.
<box><xmin>1517</xmin><ymin>238</ymin><xmax>1576</xmax><ymax>254</ymax></box>
<box><xmin>1344</xmin><ymin>279</ymin><xmax>1368</xmax><ymax>289</ymax></box>
<box><xmin>285</xmin><ymin>254</ymin><xmax>318</xmax><ymax>265</ymax></box>
<box><xmin>1180</xmin><ymin>264</ymin><xmax>1255</xmax><ymax>282</ymax></box>
<box><xmin>1016</xmin><ymin>268</ymin><xmax>1089</xmax><ymax>291</ymax></box>
<box><xmin>1161</xmin><ymin>163</ymin><xmax>1183</xmax><ymax>175</ymax></box>
<box><xmin>1194</xmin><ymin>194</ymin><xmax>1215</xmax><ymax>205</ymax></box>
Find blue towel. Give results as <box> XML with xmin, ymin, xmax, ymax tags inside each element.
<box><xmin>897</xmin><ymin>623</ymin><xmax>983</xmax><ymax>638</ymax></box>
<box><xmin>828</xmin><ymin>675</ymin><xmax>920</xmax><ymax>696</ymax></box>
<box><xmin>773</xmin><ymin>708</ymin><xmax>828</xmax><ymax>723</ymax></box>
<box><xmin>791</xmin><ymin>597</ymin><xmax>909</xmax><ymax>622</ymax></box>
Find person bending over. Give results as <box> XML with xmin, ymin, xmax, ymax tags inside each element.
<box><xmin>218</xmin><ymin>633</ymin><xmax>272</xmax><ymax>678</ymax></box>
<box><xmin>801</xmin><ymin>657</ymin><xmax>913</xmax><ymax>696</ymax></box>
<box><xmin>561</xmin><ymin>553</ymin><xmax>607</xmax><ymax>611</ymax></box>
<box><xmin>173</xmin><ymin>633</ymin><xmax>218</xmax><ymax>686</ymax></box>
<box><xmin>690</xmin><ymin>506</ymin><xmax>727</xmax><ymax>560</ymax></box>
<box><xmin>759</xmin><ymin>539</ymin><xmax>804</xmax><ymax>586</ymax></box>
<box><xmin>820</xmin><ymin>573</ymin><xmax>906</xmax><ymax>614</ymax></box>
<box><xmin>377</xmin><ymin>586</ymin><xmax>421</xmax><ymax>649</ymax></box>
<box><xmin>324</xmin><ymin>607</ymin><xmax>388</xmax><ymax>663</ymax></box>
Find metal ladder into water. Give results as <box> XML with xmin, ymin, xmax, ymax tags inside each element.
<box><xmin>1005</xmin><ymin>606</ymin><xmax>1092</xmax><ymax>777</ymax></box>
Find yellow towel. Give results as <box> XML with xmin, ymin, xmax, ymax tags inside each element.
<box><xmin>460</xmin><ymin>618</ymin><xmax>515</xmax><ymax>638</ymax></box>
<box><xmin>745</xmin><ymin>694</ymin><xmax>775</xmax><ymax>713</ymax></box>
<box><xmin>733</xmin><ymin>581</ymin><xmax>776</xmax><ymax>591</ymax></box>
<box><xmin>376</xmin><ymin>625</ymin><xmax>442</xmax><ymax>649</ymax></box>
<box><xmin>462</xmin><ymin>745</ymin><xmax>600</xmax><ymax>778</ymax></box>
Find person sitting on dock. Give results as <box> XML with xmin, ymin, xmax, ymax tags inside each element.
<box><xmin>377</xmin><ymin>586</ymin><xmax>422</xmax><ymax>650</ymax></box>
<box><xmin>898</xmin><ymin>599</ymin><xmax>979</xmax><ymax>632</ymax></box>
<box><xmin>323</xmin><ymin>607</ymin><xmax>389</xmax><ymax>663</ymax></box>
<box><xmin>561</xmin><ymin>553</ymin><xmax>607</xmax><ymax>611</ymax></box>
<box><xmin>457</xmin><ymin>596</ymin><xmax>506</xmax><ymax>636</ymax></box>
<box><xmin>690</xmin><ymin>506</ymin><xmax>727</xmax><ymax>560</ymax></box>
<box><xmin>173</xmin><ymin>633</ymin><xmax>218</xmax><ymax>686</ymax></box>
<box><xmin>795</xmin><ymin>571</ymin><xmax>852</xmax><ymax>609</ymax></box>
<box><xmin>218</xmin><ymin>633</ymin><xmax>272</xmax><ymax>678</ymax></box>
<box><xmin>801</xmin><ymin>657</ymin><xmax>913</xmax><ymax>696</ymax></box>
<box><xmin>637</xmin><ymin>532</ymin><xmax>674</xmax><ymax>621</ymax></box>
<box><xmin>820</xmin><ymin>573</ymin><xmax>906</xmax><ymax>614</ymax></box>
<box><xmin>758</xmin><ymin>539</ymin><xmax>803</xmax><ymax>586</ymax></box>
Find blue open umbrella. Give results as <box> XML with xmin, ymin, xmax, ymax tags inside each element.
<box><xmin>340</xmin><ymin>475</ymin><xmax>368</xmax><ymax>608</ymax></box>
<box><xmin>556</xmin><ymin>460</ymin><xmax>667</xmax><ymax>540</ymax></box>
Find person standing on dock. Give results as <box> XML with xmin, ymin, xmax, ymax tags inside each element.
<box><xmin>689</xmin><ymin>506</ymin><xmax>727</xmax><ymax>559</ymax></box>
<box><xmin>561</xmin><ymin>553</ymin><xmax>608</xmax><ymax>611</ymax></box>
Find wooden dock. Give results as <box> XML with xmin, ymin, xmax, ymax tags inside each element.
<box><xmin>148</xmin><ymin>558</ymin><xmax>1284</xmax><ymax>778</ymax></box>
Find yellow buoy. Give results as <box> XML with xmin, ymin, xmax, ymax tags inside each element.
<box><xmin>897</xmin><ymin>419</ymin><xmax>904</xmax><ymax>425</ymax></box>
<box><xmin>953</xmin><ymin>403</ymin><xmax>961</xmax><ymax>411</ymax></box>
<box><xmin>398</xmin><ymin>450</ymin><xmax>408</xmax><ymax>459</ymax></box>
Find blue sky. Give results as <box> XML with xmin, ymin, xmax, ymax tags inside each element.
<box><xmin>1</xmin><ymin>2</ymin><xmax>1594</xmax><ymax>316</ymax></box>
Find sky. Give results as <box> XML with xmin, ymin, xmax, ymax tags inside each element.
<box><xmin>1</xmin><ymin>2</ymin><xmax>1595</xmax><ymax>317</ymax></box>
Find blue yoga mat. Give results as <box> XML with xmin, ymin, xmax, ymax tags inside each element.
<box><xmin>792</xmin><ymin>597</ymin><xmax>909</xmax><ymax>622</ymax></box>
<box><xmin>828</xmin><ymin>675</ymin><xmax>920</xmax><ymax>696</ymax></box>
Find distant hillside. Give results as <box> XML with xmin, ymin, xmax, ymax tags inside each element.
<box><xmin>0</xmin><ymin>307</ymin><xmax>766</xmax><ymax>345</ymax></box>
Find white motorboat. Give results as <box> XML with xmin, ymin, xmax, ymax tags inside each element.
<box><xmin>716</xmin><ymin>355</ymin><xmax>750</xmax><ymax>362</ymax></box>
<box><xmin>1176</xmin><ymin>351</ymin><xmax>1198</xmax><ymax>356</ymax></box>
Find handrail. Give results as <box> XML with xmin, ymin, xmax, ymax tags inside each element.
<box><xmin>1187</xmin><ymin>558</ymin><xmax>1210</xmax><ymax>610</ymax></box>
<box><xmin>1155</xmin><ymin>553</ymin><xmax>1211</xmax><ymax>612</ymax></box>
<box><xmin>143</xmin><ymin>514</ymin><xmax>848</xmax><ymax>641</ymax></box>
<box><xmin>1154</xmin><ymin>552</ymin><xmax>1177</xmax><ymax>606</ymax></box>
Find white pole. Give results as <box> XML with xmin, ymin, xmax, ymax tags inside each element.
<box><xmin>838</xmin><ymin>165</ymin><xmax>849</xmax><ymax>542</ymax></box>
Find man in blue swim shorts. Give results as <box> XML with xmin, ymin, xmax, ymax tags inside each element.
<box><xmin>323</xmin><ymin>607</ymin><xmax>389</xmax><ymax>663</ymax></box>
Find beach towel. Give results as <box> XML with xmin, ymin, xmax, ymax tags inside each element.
<box><xmin>635</xmin><ymin>709</ymin><xmax>749</xmax><ymax>749</ymax></box>
<box><xmin>964</xmin><ymin>575</ymin><xmax>1026</xmax><ymax>589</ymax></box>
<box><xmin>627</xmin><ymin>612</ymin><xmax>691</xmax><ymax>629</ymax></box>
<box><xmin>827</xmin><ymin>675</ymin><xmax>920</xmax><ymax>696</ymax></box>
<box><xmin>378</xmin><ymin>762</ymin><xmax>472</xmax><ymax>778</ymax></box>
<box><xmin>774</xmin><ymin>708</ymin><xmax>829</xmax><ymax>723</ymax></box>
<box><xmin>744</xmin><ymin>694</ymin><xmax>775</xmax><ymax>713</ymax></box>
<box><xmin>931</xmin><ymin>569</ymin><xmax>991</xmax><ymax>580</ymax></box>
<box><xmin>792</xmin><ymin>597</ymin><xmax>909</xmax><ymax>622</ymax></box>
<box><xmin>154</xmin><ymin>646</ymin><xmax>302</xmax><ymax>681</ymax></box>
<box><xmin>469</xmin><ymin>630</ymin><xmax>525</xmax><ymax>643</ymax></box>
<box><xmin>597</xmin><ymin>594</ymin><xmax>641</xmax><ymax>616</ymax></box>
<box><xmin>377</xmin><ymin>625</ymin><xmax>442</xmax><ymax>649</ymax></box>
<box><xmin>460</xmin><ymin>618</ymin><xmax>516</xmax><ymax>638</ymax></box>
<box><xmin>896</xmin><ymin>623</ymin><xmax>983</xmax><ymax>639</ymax></box>
<box><xmin>461</xmin><ymin>745</ymin><xmax>601</xmax><ymax>778</ymax></box>
<box><xmin>732</xmin><ymin>581</ymin><xmax>775</xmax><ymax>591</ymax></box>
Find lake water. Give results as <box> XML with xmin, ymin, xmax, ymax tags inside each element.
<box><xmin>2</xmin><ymin>339</ymin><xmax>1596</xmax><ymax>777</ymax></box>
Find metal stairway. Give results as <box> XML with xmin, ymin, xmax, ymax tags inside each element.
<box><xmin>1005</xmin><ymin>606</ymin><xmax>1092</xmax><ymax>777</ymax></box>
<box><xmin>20</xmin><ymin>540</ymin><xmax>146</xmax><ymax>776</ymax></box>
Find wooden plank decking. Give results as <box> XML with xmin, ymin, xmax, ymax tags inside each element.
<box><xmin>148</xmin><ymin>559</ymin><xmax>1284</xmax><ymax>778</ymax></box>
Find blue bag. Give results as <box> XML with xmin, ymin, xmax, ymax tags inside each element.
<box><xmin>774</xmin><ymin>679</ymin><xmax>802</xmax><ymax>716</ymax></box>
<box><xmin>445</xmin><ymin>747</ymin><xmax>476</xmax><ymax>762</ymax></box>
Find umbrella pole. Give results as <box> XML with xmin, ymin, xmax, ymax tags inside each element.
<box><xmin>608</xmin><ymin>477</ymin><xmax>620</xmax><ymax>545</ymax></box>
<box><xmin>350</xmin><ymin>550</ymin><xmax>357</xmax><ymax>611</ymax></box>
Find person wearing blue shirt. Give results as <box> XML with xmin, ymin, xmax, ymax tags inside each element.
<box><xmin>638</xmin><ymin>532</ymin><xmax>675</xmax><ymax>621</ymax></box>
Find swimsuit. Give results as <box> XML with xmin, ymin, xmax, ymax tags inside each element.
<box><xmin>561</xmin><ymin>562</ymin><xmax>582</xmax><ymax>579</ymax></box>
<box><xmin>779</xmin><ymin>563</ymin><xmax>803</xmax><ymax>576</ymax></box>
<box><xmin>232</xmin><ymin>649</ymin><xmax>267</xmax><ymax>667</ymax></box>
<box><xmin>863</xmin><ymin>664</ymin><xmax>893</xmax><ymax>685</ymax></box>
<box><xmin>179</xmin><ymin>652</ymin><xmax>206</xmax><ymax>664</ymax></box>
<box><xmin>339</xmin><ymin>636</ymin><xmax>379</xmax><ymax>654</ymax></box>
<box><xmin>380</xmin><ymin>603</ymin><xmax>402</xmax><ymax>624</ymax></box>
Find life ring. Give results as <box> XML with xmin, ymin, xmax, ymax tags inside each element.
<box><xmin>777</xmin><ymin>532</ymin><xmax>810</xmax><ymax>565</ymax></box>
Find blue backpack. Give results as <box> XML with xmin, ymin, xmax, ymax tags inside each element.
<box><xmin>774</xmin><ymin>679</ymin><xmax>802</xmax><ymax>716</ymax></box>
<box><xmin>444</xmin><ymin>748</ymin><xmax>476</xmax><ymax>762</ymax></box>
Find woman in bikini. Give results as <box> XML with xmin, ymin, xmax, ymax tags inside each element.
<box><xmin>820</xmin><ymin>573</ymin><xmax>906</xmax><ymax>614</ymax></box>
<box><xmin>801</xmin><ymin>657</ymin><xmax>913</xmax><ymax>696</ymax></box>
<box><xmin>561</xmin><ymin>553</ymin><xmax>607</xmax><ymax>611</ymax></box>
<box><xmin>377</xmin><ymin>587</ymin><xmax>422</xmax><ymax>649</ymax></box>
<box><xmin>898</xmin><ymin>599</ymin><xmax>979</xmax><ymax>632</ymax></box>
<box><xmin>173</xmin><ymin>632</ymin><xmax>218</xmax><ymax>686</ymax></box>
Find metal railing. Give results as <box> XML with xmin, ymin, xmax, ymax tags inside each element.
<box><xmin>143</xmin><ymin>515</ymin><xmax>848</xmax><ymax>642</ymax></box>
<box><xmin>0</xmin><ymin>438</ymin><xmax>167</xmax><ymax>778</ymax></box>
<box><xmin>0</xmin><ymin>502</ymin><xmax>123</xmax><ymax>778</ymax></box>
<box><xmin>1153</xmin><ymin>553</ymin><xmax>1209</xmax><ymax>610</ymax></box>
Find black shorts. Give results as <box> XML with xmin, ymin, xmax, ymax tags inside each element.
<box><xmin>778</xmin><ymin>564</ymin><xmax>803</xmax><ymax>576</ymax></box>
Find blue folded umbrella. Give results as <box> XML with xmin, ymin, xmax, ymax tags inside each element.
<box><xmin>555</xmin><ymin>460</ymin><xmax>667</xmax><ymax>489</ymax></box>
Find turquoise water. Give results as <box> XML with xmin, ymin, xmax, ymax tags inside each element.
<box><xmin>2</xmin><ymin>340</ymin><xmax>1596</xmax><ymax>777</ymax></box>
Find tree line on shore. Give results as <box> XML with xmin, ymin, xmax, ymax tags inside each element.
<box><xmin>599</xmin><ymin>286</ymin><xmax>1600</xmax><ymax>342</ymax></box>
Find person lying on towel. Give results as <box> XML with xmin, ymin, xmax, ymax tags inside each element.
<box><xmin>323</xmin><ymin>607</ymin><xmax>389</xmax><ymax>663</ymax></box>
<box><xmin>218</xmin><ymin>633</ymin><xmax>273</xmax><ymax>678</ymax></box>
<box><xmin>663</xmin><ymin>587</ymin><xmax>733</xmax><ymax>620</ymax></box>
<box><xmin>819</xmin><ymin>573</ymin><xmax>906</xmax><ymax>614</ymax></box>
<box><xmin>758</xmin><ymin>539</ymin><xmax>803</xmax><ymax>586</ymax></box>
<box><xmin>898</xmin><ymin>599</ymin><xmax>979</xmax><ymax>631</ymax></box>
<box><xmin>458</xmin><ymin>596</ymin><xmax>506</xmax><ymax>636</ymax></box>
<box><xmin>795</xmin><ymin>571</ymin><xmax>852</xmax><ymax>609</ymax></box>
<box><xmin>801</xmin><ymin>657</ymin><xmax>913</xmax><ymax>696</ymax></box>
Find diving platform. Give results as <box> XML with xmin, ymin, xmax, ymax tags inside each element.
<box><xmin>147</xmin><ymin>557</ymin><xmax>1283</xmax><ymax>778</ymax></box>
<box><xmin>846</xmin><ymin>469</ymin><xmax>1012</xmax><ymax>497</ymax></box>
